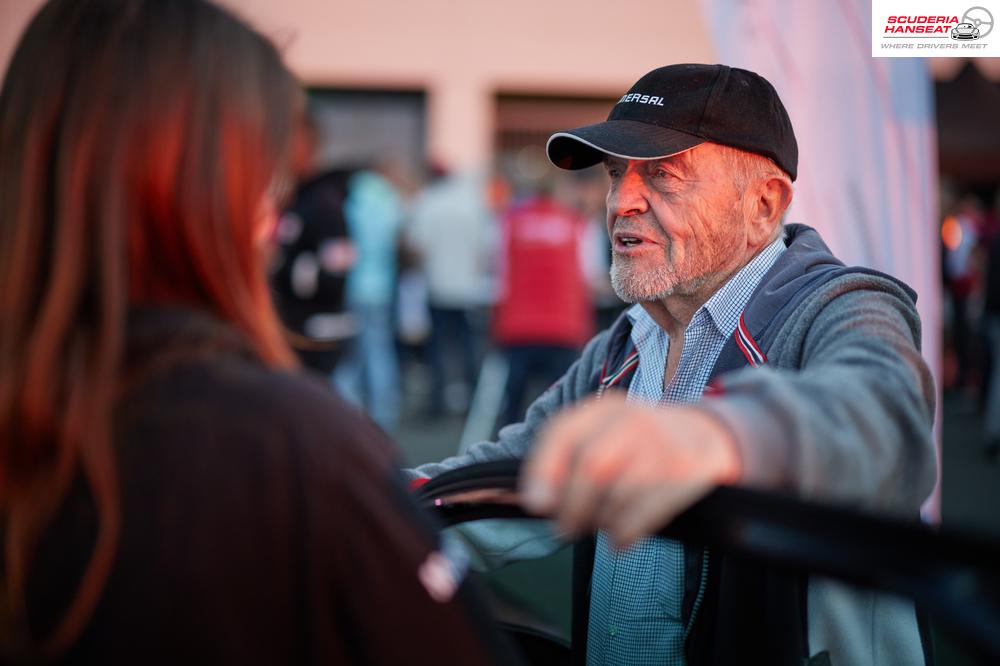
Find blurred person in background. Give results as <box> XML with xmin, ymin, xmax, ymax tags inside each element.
<box><xmin>334</xmin><ymin>160</ymin><xmax>405</xmax><ymax>432</ymax></box>
<box><xmin>980</xmin><ymin>189</ymin><xmax>1000</xmax><ymax>459</ymax></box>
<box><xmin>405</xmin><ymin>163</ymin><xmax>495</xmax><ymax>416</ymax></box>
<box><xmin>562</xmin><ymin>168</ymin><xmax>626</xmax><ymax>331</ymax></box>
<box><xmin>942</xmin><ymin>195</ymin><xmax>986</xmax><ymax>391</ymax></box>
<box><xmin>269</xmin><ymin>110</ymin><xmax>357</xmax><ymax>376</ymax></box>
<box><xmin>0</xmin><ymin>1</ymin><xmax>519</xmax><ymax>663</ymax></box>
<box><xmin>491</xmin><ymin>177</ymin><xmax>595</xmax><ymax>430</ymax></box>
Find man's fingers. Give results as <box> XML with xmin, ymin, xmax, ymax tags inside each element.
<box><xmin>554</xmin><ymin>428</ymin><xmax>637</xmax><ymax>534</ymax></box>
<box><xmin>521</xmin><ymin>395</ymin><xmax>627</xmax><ymax>513</ymax></box>
<box><xmin>437</xmin><ymin>489</ymin><xmax>521</xmax><ymax>506</ymax></box>
<box><xmin>607</xmin><ymin>481</ymin><xmax>712</xmax><ymax>549</ymax></box>
<box><xmin>592</xmin><ymin>463</ymin><xmax>668</xmax><ymax>541</ymax></box>
<box><xmin>523</xmin><ymin>402</ymin><xmax>736</xmax><ymax>546</ymax></box>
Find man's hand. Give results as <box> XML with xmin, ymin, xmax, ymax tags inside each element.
<box><xmin>520</xmin><ymin>394</ymin><xmax>742</xmax><ymax>549</ymax></box>
<box><xmin>433</xmin><ymin>489</ymin><xmax>521</xmax><ymax>506</ymax></box>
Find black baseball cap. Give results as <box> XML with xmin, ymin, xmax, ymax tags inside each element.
<box><xmin>546</xmin><ymin>64</ymin><xmax>798</xmax><ymax>181</ymax></box>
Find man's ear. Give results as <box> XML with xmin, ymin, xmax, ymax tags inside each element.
<box><xmin>749</xmin><ymin>175</ymin><xmax>793</xmax><ymax>245</ymax></box>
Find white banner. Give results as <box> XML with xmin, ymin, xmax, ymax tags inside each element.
<box><xmin>699</xmin><ymin>0</ymin><xmax>943</xmax><ymax>518</ymax></box>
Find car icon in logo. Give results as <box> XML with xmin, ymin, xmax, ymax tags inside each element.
<box><xmin>952</xmin><ymin>22</ymin><xmax>981</xmax><ymax>39</ymax></box>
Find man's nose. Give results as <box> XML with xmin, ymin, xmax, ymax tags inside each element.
<box><xmin>608</xmin><ymin>163</ymin><xmax>648</xmax><ymax>218</ymax></box>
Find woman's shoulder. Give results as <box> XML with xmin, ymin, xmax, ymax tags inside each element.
<box><xmin>119</xmin><ymin>306</ymin><xmax>395</xmax><ymax>469</ymax></box>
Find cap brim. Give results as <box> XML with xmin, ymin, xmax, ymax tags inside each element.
<box><xmin>546</xmin><ymin>120</ymin><xmax>705</xmax><ymax>170</ymax></box>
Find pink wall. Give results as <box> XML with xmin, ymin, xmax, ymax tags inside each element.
<box><xmin>1</xmin><ymin>0</ymin><xmax>716</xmax><ymax>168</ymax></box>
<box><xmin>219</xmin><ymin>0</ymin><xmax>718</xmax><ymax>168</ymax></box>
<box><xmin>5</xmin><ymin>1</ymin><xmax>993</xmax><ymax>167</ymax></box>
<box><xmin>0</xmin><ymin>0</ymin><xmax>41</xmax><ymax>76</ymax></box>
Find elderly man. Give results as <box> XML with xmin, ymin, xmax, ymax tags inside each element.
<box><xmin>413</xmin><ymin>64</ymin><xmax>936</xmax><ymax>665</ymax></box>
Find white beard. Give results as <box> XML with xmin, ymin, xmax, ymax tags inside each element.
<box><xmin>609</xmin><ymin>253</ymin><xmax>712</xmax><ymax>303</ymax></box>
<box><xmin>610</xmin><ymin>256</ymin><xmax>676</xmax><ymax>303</ymax></box>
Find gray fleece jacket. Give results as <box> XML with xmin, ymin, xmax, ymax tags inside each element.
<box><xmin>414</xmin><ymin>224</ymin><xmax>937</xmax><ymax>665</ymax></box>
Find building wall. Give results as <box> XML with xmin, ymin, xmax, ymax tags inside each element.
<box><xmin>0</xmin><ymin>0</ymin><xmax>716</xmax><ymax>169</ymax></box>
<box><xmin>2</xmin><ymin>1</ymin><xmax>994</xmax><ymax>169</ymax></box>
<box><xmin>224</xmin><ymin>0</ymin><xmax>721</xmax><ymax>169</ymax></box>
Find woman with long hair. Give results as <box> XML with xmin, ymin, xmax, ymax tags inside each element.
<box><xmin>0</xmin><ymin>1</ymin><xmax>515</xmax><ymax>663</ymax></box>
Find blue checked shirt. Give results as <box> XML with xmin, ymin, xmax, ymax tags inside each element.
<box><xmin>586</xmin><ymin>237</ymin><xmax>785</xmax><ymax>665</ymax></box>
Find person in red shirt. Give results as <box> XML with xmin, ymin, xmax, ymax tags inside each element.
<box><xmin>493</xmin><ymin>183</ymin><xmax>595</xmax><ymax>428</ymax></box>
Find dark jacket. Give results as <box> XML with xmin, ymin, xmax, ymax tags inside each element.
<box><xmin>17</xmin><ymin>307</ymin><xmax>516</xmax><ymax>665</ymax></box>
<box><xmin>270</xmin><ymin>168</ymin><xmax>356</xmax><ymax>373</ymax></box>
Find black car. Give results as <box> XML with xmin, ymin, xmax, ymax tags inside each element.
<box><xmin>419</xmin><ymin>460</ymin><xmax>1000</xmax><ymax>665</ymax></box>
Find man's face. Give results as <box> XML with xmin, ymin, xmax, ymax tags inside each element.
<box><xmin>604</xmin><ymin>143</ymin><xmax>750</xmax><ymax>303</ymax></box>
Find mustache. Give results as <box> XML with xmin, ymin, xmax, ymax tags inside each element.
<box><xmin>609</xmin><ymin>219</ymin><xmax>668</xmax><ymax>243</ymax></box>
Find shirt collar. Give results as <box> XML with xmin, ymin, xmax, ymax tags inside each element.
<box><xmin>701</xmin><ymin>236</ymin><xmax>786</xmax><ymax>336</ymax></box>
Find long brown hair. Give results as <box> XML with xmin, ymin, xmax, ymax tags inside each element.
<box><xmin>0</xmin><ymin>0</ymin><xmax>298</xmax><ymax>657</ymax></box>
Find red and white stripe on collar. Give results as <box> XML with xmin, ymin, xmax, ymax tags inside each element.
<box><xmin>596</xmin><ymin>350</ymin><xmax>639</xmax><ymax>397</ymax></box>
<box><xmin>734</xmin><ymin>313</ymin><xmax>767</xmax><ymax>367</ymax></box>
<box><xmin>598</xmin><ymin>312</ymin><xmax>764</xmax><ymax>398</ymax></box>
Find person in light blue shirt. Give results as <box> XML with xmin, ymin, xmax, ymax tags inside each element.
<box><xmin>335</xmin><ymin>165</ymin><xmax>404</xmax><ymax>432</ymax></box>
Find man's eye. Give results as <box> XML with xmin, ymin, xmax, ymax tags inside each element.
<box><xmin>606</xmin><ymin>167</ymin><xmax>621</xmax><ymax>178</ymax></box>
<box><xmin>654</xmin><ymin>168</ymin><xmax>670</xmax><ymax>179</ymax></box>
